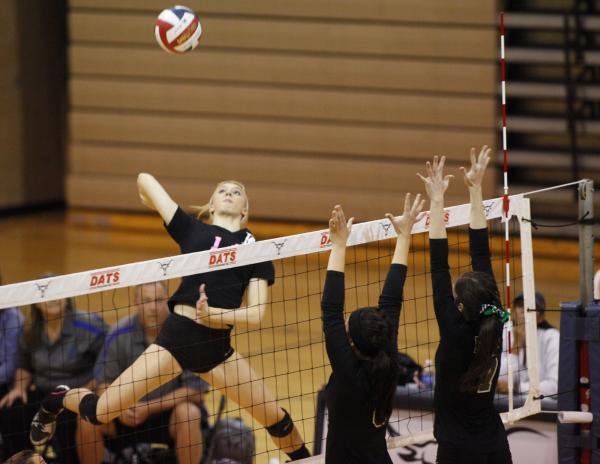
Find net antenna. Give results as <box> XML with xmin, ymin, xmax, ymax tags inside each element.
<box><xmin>498</xmin><ymin>12</ymin><xmax>542</xmax><ymax>426</ymax></box>
<box><xmin>499</xmin><ymin>11</ymin><xmax>516</xmax><ymax>416</ymax></box>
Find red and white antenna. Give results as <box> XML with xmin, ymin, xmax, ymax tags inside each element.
<box><xmin>500</xmin><ymin>11</ymin><xmax>515</xmax><ymax>412</ymax></box>
<box><xmin>500</xmin><ymin>12</ymin><xmax>511</xmax><ymax>321</ymax></box>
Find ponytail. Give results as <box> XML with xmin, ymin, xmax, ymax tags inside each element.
<box><xmin>454</xmin><ymin>271</ymin><xmax>505</xmax><ymax>394</ymax></box>
<box><xmin>368</xmin><ymin>348</ymin><xmax>398</xmax><ymax>427</ymax></box>
<box><xmin>350</xmin><ymin>308</ymin><xmax>399</xmax><ymax>427</ymax></box>
<box><xmin>189</xmin><ymin>202</ymin><xmax>212</xmax><ymax>222</ymax></box>
<box><xmin>459</xmin><ymin>315</ymin><xmax>503</xmax><ymax>394</ymax></box>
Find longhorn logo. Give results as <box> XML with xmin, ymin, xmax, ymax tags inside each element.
<box><xmin>158</xmin><ymin>260</ymin><xmax>173</xmax><ymax>277</ymax></box>
<box><xmin>380</xmin><ymin>222</ymin><xmax>393</xmax><ymax>236</ymax></box>
<box><xmin>272</xmin><ymin>240</ymin><xmax>286</xmax><ymax>256</ymax></box>
<box><xmin>35</xmin><ymin>282</ymin><xmax>51</xmax><ymax>298</ymax></box>
<box><xmin>484</xmin><ymin>203</ymin><xmax>494</xmax><ymax>217</ymax></box>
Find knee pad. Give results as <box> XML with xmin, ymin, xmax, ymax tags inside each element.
<box><xmin>79</xmin><ymin>394</ymin><xmax>102</xmax><ymax>425</ymax></box>
<box><xmin>266</xmin><ymin>408</ymin><xmax>294</xmax><ymax>438</ymax></box>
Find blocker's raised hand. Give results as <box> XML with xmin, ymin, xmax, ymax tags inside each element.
<box><xmin>460</xmin><ymin>145</ymin><xmax>491</xmax><ymax>189</ymax></box>
<box><xmin>417</xmin><ymin>156</ymin><xmax>454</xmax><ymax>203</ymax></box>
<box><xmin>385</xmin><ymin>193</ymin><xmax>426</xmax><ymax>238</ymax></box>
<box><xmin>328</xmin><ymin>205</ymin><xmax>354</xmax><ymax>246</ymax></box>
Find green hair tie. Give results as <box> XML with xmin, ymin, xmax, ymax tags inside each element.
<box><xmin>480</xmin><ymin>304</ymin><xmax>509</xmax><ymax>324</ymax></box>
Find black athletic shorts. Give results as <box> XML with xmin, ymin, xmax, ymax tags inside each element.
<box><xmin>155</xmin><ymin>312</ymin><xmax>234</xmax><ymax>373</ymax></box>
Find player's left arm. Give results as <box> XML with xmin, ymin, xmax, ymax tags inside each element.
<box><xmin>462</xmin><ymin>146</ymin><xmax>495</xmax><ymax>278</ymax></box>
<box><xmin>200</xmin><ymin>279</ymin><xmax>270</xmax><ymax>328</ymax></box>
<box><xmin>379</xmin><ymin>194</ymin><xmax>424</xmax><ymax>349</ymax></box>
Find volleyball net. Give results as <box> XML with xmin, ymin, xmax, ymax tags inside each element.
<box><xmin>0</xmin><ymin>194</ymin><xmax>540</xmax><ymax>464</ymax></box>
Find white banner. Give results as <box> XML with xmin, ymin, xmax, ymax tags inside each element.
<box><xmin>0</xmin><ymin>195</ymin><xmax>524</xmax><ymax>308</ymax></box>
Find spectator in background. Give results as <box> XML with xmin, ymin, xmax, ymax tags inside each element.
<box><xmin>0</xmin><ymin>273</ymin><xmax>24</xmax><ymax>399</ymax></box>
<box><xmin>208</xmin><ymin>417</ymin><xmax>255</xmax><ymax>464</ymax></box>
<box><xmin>78</xmin><ymin>282</ymin><xmax>208</xmax><ymax>464</ymax></box>
<box><xmin>498</xmin><ymin>292</ymin><xmax>559</xmax><ymax>397</ymax></box>
<box><xmin>0</xmin><ymin>274</ymin><xmax>107</xmax><ymax>463</ymax></box>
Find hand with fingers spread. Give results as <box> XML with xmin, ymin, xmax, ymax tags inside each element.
<box><xmin>460</xmin><ymin>146</ymin><xmax>491</xmax><ymax>190</ymax></box>
<box><xmin>328</xmin><ymin>205</ymin><xmax>354</xmax><ymax>247</ymax></box>
<box><xmin>385</xmin><ymin>193</ymin><xmax>426</xmax><ymax>239</ymax></box>
<box><xmin>417</xmin><ymin>156</ymin><xmax>454</xmax><ymax>203</ymax></box>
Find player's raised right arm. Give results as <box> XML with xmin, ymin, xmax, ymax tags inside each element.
<box><xmin>137</xmin><ymin>173</ymin><xmax>178</xmax><ymax>225</ymax></box>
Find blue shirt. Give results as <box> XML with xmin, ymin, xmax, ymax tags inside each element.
<box><xmin>17</xmin><ymin>309</ymin><xmax>108</xmax><ymax>392</ymax></box>
<box><xmin>0</xmin><ymin>307</ymin><xmax>23</xmax><ymax>385</ymax></box>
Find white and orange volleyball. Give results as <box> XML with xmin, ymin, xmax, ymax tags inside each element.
<box><xmin>155</xmin><ymin>6</ymin><xmax>202</xmax><ymax>54</ymax></box>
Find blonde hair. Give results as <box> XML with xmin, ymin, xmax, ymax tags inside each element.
<box><xmin>190</xmin><ymin>180</ymin><xmax>249</xmax><ymax>224</ymax></box>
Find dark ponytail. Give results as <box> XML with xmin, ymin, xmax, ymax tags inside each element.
<box><xmin>454</xmin><ymin>271</ymin><xmax>504</xmax><ymax>394</ymax></box>
<box><xmin>460</xmin><ymin>316</ymin><xmax>503</xmax><ymax>394</ymax></box>
<box><xmin>349</xmin><ymin>308</ymin><xmax>399</xmax><ymax>427</ymax></box>
<box><xmin>368</xmin><ymin>346</ymin><xmax>398</xmax><ymax>426</ymax></box>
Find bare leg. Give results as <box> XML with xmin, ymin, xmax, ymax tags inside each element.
<box><xmin>169</xmin><ymin>402</ymin><xmax>203</xmax><ymax>464</ymax></box>
<box><xmin>76</xmin><ymin>419</ymin><xmax>113</xmax><ymax>464</ymax></box>
<box><xmin>199</xmin><ymin>351</ymin><xmax>305</xmax><ymax>454</ymax></box>
<box><xmin>65</xmin><ymin>344</ymin><xmax>182</xmax><ymax>423</ymax></box>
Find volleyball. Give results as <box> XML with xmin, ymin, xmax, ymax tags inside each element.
<box><xmin>155</xmin><ymin>5</ymin><xmax>202</xmax><ymax>54</ymax></box>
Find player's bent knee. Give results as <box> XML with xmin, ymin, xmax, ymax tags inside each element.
<box><xmin>79</xmin><ymin>393</ymin><xmax>103</xmax><ymax>425</ymax></box>
<box><xmin>266</xmin><ymin>408</ymin><xmax>294</xmax><ymax>438</ymax></box>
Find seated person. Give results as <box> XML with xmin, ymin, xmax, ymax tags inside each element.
<box><xmin>208</xmin><ymin>417</ymin><xmax>255</xmax><ymax>464</ymax></box>
<box><xmin>0</xmin><ymin>274</ymin><xmax>24</xmax><ymax>398</ymax></box>
<box><xmin>498</xmin><ymin>292</ymin><xmax>559</xmax><ymax>397</ymax></box>
<box><xmin>396</xmin><ymin>352</ymin><xmax>424</xmax><ymax>387</ymax></box>
<box><xmin>0</xmin><ymin>276</ymin><xmax>107</xmax><ymax>464</ymax></box>
<box><xmin>78</xmin><ymin>282</ymin><xmax>209</xmax><ymax>464</ymax></box>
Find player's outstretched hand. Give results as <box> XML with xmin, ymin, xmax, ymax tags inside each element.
<box><xmin>385</xmin><ymin>193</ymin><xmax>425</xmax><ymax>239</ymax></box>
<box><xmin>328</xmin><ymin>205</ymin><xmax>353</xmax><ymax>246</ymax></box>
<box><xmin>460</xmin><ymin>146</ymin><xmax>491</xmax><ymax>189</ymax></box>
<box><xmin>417</xmin><ymin>156</ymin><xmax>454</xmax><ymax>203</ymax></box>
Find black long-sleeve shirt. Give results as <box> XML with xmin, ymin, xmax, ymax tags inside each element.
<box><xmin>430</xmin><ymin>227</ymin><xmax>507</xmax><ymax>450</ymax></box>
<box><xmin>321</xmin><ymin>264</ymin><xmax>407</xmax><ymax>464</ymax></box>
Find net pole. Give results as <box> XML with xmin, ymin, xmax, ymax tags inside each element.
<box><xmin>578</xmin><ymin>180</ymin><xmax>594</xmax><ymax>305</ymax></box>
<box><xmin>578</xmin><ymin>179</ymin><xmax>594</xmax><ymax>464</ymax></box>
<box><xmin>500</xmin><ymin>11</ymin><xmax>515</xmax><ymax>417</ymax></box>
<box><xmin>517</xmin><ymin>198</ymin><xmax>542</xmax><ymax>419</ymax></box>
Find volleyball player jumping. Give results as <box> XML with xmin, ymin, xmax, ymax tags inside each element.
<box><xmin>418</xmin><ymin>148</ymin><xmax>512</xmax><ymax>464</ymax></box>
<box><xmin>321</xmin><ymin>194</ymin><xmax>424</xmax><ymax>463</ymax></box>
<box><xmin>30</xmin><ymin>175</ymin><xmax>310</xmax><ymax>461</ymax></box>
